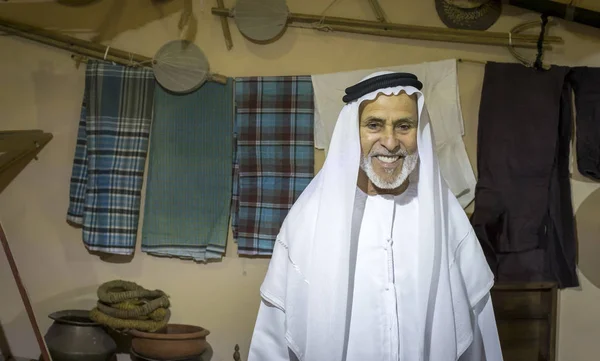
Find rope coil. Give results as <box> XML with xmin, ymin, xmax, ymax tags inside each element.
<box><xmin>89</xmin><ymin>280</ymin><xmax>171</xmax><ymax>333</ymax></box>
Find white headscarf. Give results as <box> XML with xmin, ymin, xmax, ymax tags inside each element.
<box><xmin>260</xmin><ymin>71</ymin><xmax>494</xmax><ymax>361</ymax></box>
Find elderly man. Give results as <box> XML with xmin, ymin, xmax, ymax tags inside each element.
<box><xmin>248</xmin><ymin>71</ymin><xmax>503</xmax><ymax>361</ymax></box>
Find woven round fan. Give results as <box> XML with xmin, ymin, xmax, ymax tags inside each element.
<box><xmin>234</xmin><ymin>0</ymin><xmax>289</xmax><ymax>43</ymax></box>
<box><xmin>152</xmin><ymin>39</ymin><xmax>227</xmax><ymax>94</ymax></box>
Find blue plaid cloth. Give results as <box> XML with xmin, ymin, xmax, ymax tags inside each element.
<box><xmin>66</xmin><ymin>60</ymin><xmax>155</xmax><ymax>255</ymax></box>
<box><xmin>232</xmin><ymin>76</ymin><xmax>315</xmax><ymax>255</ymax></box>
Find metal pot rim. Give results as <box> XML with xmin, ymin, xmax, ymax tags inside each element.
<box><xmin>48</xmin><ymin>309</ymin><xmax>100</xmax><ymax>326</ymax></box>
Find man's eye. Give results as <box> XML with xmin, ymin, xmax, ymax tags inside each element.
<box><xmin>367</xmin><ymin>123</ymin><xmax>380</xmax><ymax>129</ymax></box>
<box><xmin>397</xmin><ymin>124</ymin><xmax>411</xmax><ymax>131</ymax></box>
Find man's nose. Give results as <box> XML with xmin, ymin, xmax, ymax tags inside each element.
<box><xmin>380</xmin><ymin>127</ymin><xmax>401</xmax><ymax>153</ymax></box>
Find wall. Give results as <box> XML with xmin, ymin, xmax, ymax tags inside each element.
<box><xmin>1</xmin><ymin>1</ymin><xmax>599</xmax><ymax>360</ymax></box>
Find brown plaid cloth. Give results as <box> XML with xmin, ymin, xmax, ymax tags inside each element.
<box><xmin>232</xmin><ymin>76</ymin><xmax>315</xmax><ymax>255</ymax></box>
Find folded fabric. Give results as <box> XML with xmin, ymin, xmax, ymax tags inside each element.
<box><xmin>311</xmin><ymin>59</ymin><xmax>476</xmax><ymax>208</ymax></box>
<box><xmin>232</xmin><ymin>76</ymin><xmax>315</xmax><ymax>255</ymax></box>
<box><xmin>141</xmin><ymin>79</ymin><xmax>234</xmax><ymax>261</ymax></box>
<box><xmin>66</xmin><ymin>60</ymin><xmax>155</xmax><ymax>255</ymax></box>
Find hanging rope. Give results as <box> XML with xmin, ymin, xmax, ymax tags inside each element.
<box><xmin>313</xmin><ymin>0</ymin><xmax>345</xmax><ymax>32</ymax></box>
<box><xmin>295</xmin><ymin>0</ymin><xmax>362</xmax><ymax>33</ymax></box>
<box><xmin>507</xmin><ymin>17</ymin><xmax>555</xmax><ymax>70</ymax></box>
<box><xmin>534</xmin><ymin>14</ymin><xmax>549</xmax><ymax>70</ymax></box>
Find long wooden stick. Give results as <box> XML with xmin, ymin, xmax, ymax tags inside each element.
<box><xmin>211</xmin><ymin>7</ymin><xmax>563</xmax><ymax>48</ymax></box>
<box><xmin>216</xmin><ymin>0</ymin><xmax>233</xmax><ymax>50</ymax></box>
<box><xmin>324</xmin><ymin>24</ymin><xmax>551</xmax><ymax>49</ymax></box>
<box><xmin>0</xmin><ymin>131</ymin><xmax>53</xmax><ymax>194</ymax></box>
<box><xmin>0</xmin><ymin>222</ymin><xmax>51</xmax><ymax>361</ymax></box>
<box><xmin>368</xmin><ymin>0</ymin><xmax>387</xmax><ymax>22</ymax></box>
<box><xmin>0</xmin><ymin>21</ymin><xmax>153</xmax><ymax>67</ymax></box>
<box><xmin>0</xmin><ymin>17</ymin><xmax>230</xmax><ymax>83</ymax></box>
<box><xmin>287</xmin><ymin>12</ymin><xmax>563</xmax><ymax>44</ymax></box>
<box><xmin>0</xmin><ymin>16</ymin><xmax>149</xmax><ymax>63</ymax></box>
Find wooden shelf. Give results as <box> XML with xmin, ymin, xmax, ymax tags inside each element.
<box><xmin>493</xmin><ymin>282</ymin><xmax>557</xmax><ymax>291</ymax></box>
<box><xmin>491</xmin><ymin>282</ymin><xmax>558</xmax><ymax>361</ymax></box>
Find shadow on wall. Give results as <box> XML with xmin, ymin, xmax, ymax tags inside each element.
<box><xmin>0</xmin><ymin>0</ymin><xmax>184</xmax><ymax>46</ymax></box>
<box><xmin>576</xmin><ymin>187</ymin><xmax>600</xmax><ymax>289</ymax></box>
<box><xmin>2</xmin><ymin>285</ymin><xmax>99</xmax><ymax>359</ymax></box>
<box><xmin>0</xmin><ymin>322</ymin><xmax>13</xmax><ymax>359</ymax></box>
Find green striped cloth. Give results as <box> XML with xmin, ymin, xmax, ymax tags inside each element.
<box><xmin>141</xmin><ymin>79</ymin><xmax>234</xmax><ymax>261</ymax></box>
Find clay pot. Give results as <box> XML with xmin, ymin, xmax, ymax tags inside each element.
<box><xmin>44</xmin><ymin>309</ymin><xmax>117</xmax><ymax>361</ymax></box>
<box><xmin>130</xmin><ymin>324</ymin><xmax>210</xmax><ymax>360</ymax></box>
<box><xmin>130</xmin><ymin>346</ymin><xmax>213</xmax><ymax>361</ymax></box>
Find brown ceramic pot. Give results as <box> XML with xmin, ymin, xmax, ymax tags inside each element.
<box><xmin>130</xmin><ymin>324</ymin><xmax>210</xmax><ymax>360</ymax></box>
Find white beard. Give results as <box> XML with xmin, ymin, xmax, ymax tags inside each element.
<box><xmin>360</xmin><ymin>150</ymin><xmax>419</xmax><ymax>189</ymax></box>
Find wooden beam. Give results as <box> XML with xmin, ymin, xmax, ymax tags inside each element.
<box><xmin>367</xmin><ymin>0</ymin><xmax>387</xmax><ymax>22</ymax></box>
<box><xmin>0</xmin><ymin>17</ymin><xmax>151</xmax><ymax>65</ymax></box>
<box><xmin>492</xmin><ymin>282</ymin><xmax>557</xmax><ymax>291</ymax></box>
<box><xmin>216</xmin><ymin>0</ymin><xmax>233</xmax><ymax>50</ymax></box>
<box><xmin>211</xmin><ymin>7</ymin><xmax>564</xmax><ymax>49</ymax></box>
<box><xmin>0</xmin><ymin>130</ymin><xmax>53</xmax><ymax>194</ymax></box>
<box><xmin>322</xmin><ymin>23</ymin><xmax>551</xmax><ymax>49</ymax></box>
<box><xmin>509</xmin><ymin>0</ymin><xmax>600</xmax><ymax>29</ymax></box>
<box><xmin>0</xmin><ymin>130</ymin><xmax>53</xmax><ymax>360</ymax></box>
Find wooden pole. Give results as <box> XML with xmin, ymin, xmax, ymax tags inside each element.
<box><xmin>211</xmin><ymin>7</ymin><xmax>563</xmax><ymax>48</ymax></box>
<box><xmin>0</xmin><ymin>222</ymin><xmax>51</xmax><ymax>361</ymax></box>
<box><xmin>0</xmin><ymin>23</ymin><xmax>148</xmax><ymax>67</ymax></box>
<box><xmin>0</xmin><ymin>131</ymin><xmax>53</xmax><ymax>359</ymax></box>
<box><xmin>0</xmin><ymin>17</ymin><xmax>150</xmax><ymax>64</ymax></box>
<box><xmin>0</xmin><ymin>131</ymin><xmax>53</xmax><ymax>194</ymax></box>
<box><xmin>216</xmin><ymin>0</ymin><xmax>233</xmax><ymax>50</ymax></box>
<box><xmin>287</xmin><ymin>12</ymin><xmax>563</xmax><ymax>44</ymax></box>
<box><xmin>0</xmin><ymin>18</ymin><xmax>230</xmax><ymax>82</ymax></box>
<box><xmin>324</xmin><ymin>24</ymin><xmax>551</xmax><ymax>50</ymax></box>
<box><xmin>368</xmin><ymin>0</ymin><xmax>387</xmax><ymax>22</ymax></box>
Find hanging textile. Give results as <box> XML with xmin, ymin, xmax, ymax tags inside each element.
<box><xmin>471</xmin><ymin>62</ymin><xmax>580</xmax><ymax>288</ymax></box>
<box><xmin>570</xmin><ymin>66</ymin><xmax>600</xmax><ymax>180</ymax></box>
<box><xmin>311</xmin><ymin>59</ymin><xmax>476</xmax><ymax>208</ymax></box>
<box><xmin>232</xmin><ymin>76</ymin><xmax>315</xmax><ymax>256</ymax></box>
<box><xmin>141</xmin><ymin>79</ymin><xmax>234</xmax><ymax>261</ymax></box>
<box><xmin>66</xmin><ymin>60</ymin><xmax>155</xmax><ymax>255</ymax></box>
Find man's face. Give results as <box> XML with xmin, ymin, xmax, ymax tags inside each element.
<box><xmin>359</xmin><ymin>92</ymin><xmax>419</xmax><ymax>190</ymax></box>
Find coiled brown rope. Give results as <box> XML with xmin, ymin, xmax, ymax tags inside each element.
<box><xmin>96</xmin><ymin>301</ymin><xmax>169</xmax><ymax>321</ymax></box>
<box><xmin>90</xmin><ymin>280</ymin><xmax>171</xmax><ymax>332</ymax></box>
<box><xmin>90</xmin><ymin>308</ymin><xmax>170</xmax><ymax>332</ymax></box>
<box><xmin>97</xmin><ymin>280</ymin><xmax>166</xmax><ymax>304</ymax></box>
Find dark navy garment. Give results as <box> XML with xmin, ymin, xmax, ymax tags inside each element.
<box><xmin>470</xmin><ymin>62</ymin><xmax>600</xmax><ymax>289</ymax></box>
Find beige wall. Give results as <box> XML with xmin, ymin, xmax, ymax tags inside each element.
<box><xmin>1</xmin><ymin>1</ymin><xmax>599</xmax><ymax>360</ymax></box>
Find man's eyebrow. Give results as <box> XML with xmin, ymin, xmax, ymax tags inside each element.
<box><xmin>361</xmin><ymin>116</ymin><xmax>385</xmax><ymax>123</ymax></box>
<box><xmin>394</xmin><ymin>117</ymin><xmax>416</xmax><ymax>124</ymax></box>
<box><xmin>361</xmin><ymin>116</ymin><xmax>416</xmax><ymax>124</ymax></box>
